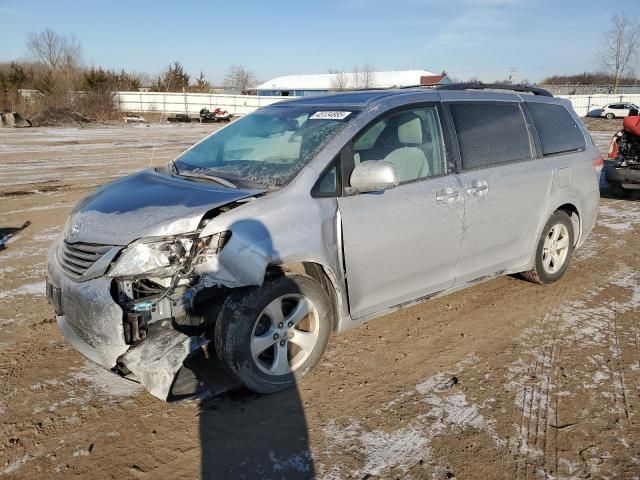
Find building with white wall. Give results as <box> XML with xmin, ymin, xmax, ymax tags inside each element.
<box><xmin>253</xmin><ymin>70</ymin><xmax>450</xmax><ymax>97</ymax></box>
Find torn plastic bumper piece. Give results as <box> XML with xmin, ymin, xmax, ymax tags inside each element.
<box><xmin>118</xmin><ymin>329</ymin><xmax>210</xmax><ymax>401</ymax></box>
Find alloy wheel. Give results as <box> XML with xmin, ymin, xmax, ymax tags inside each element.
<box><xmin>542</xmin><ymin>223</ymin><xmax>570</xmax><ymax>274</ymax></box>
<box><xmin>250</xmin><ymin>294</ymin><xmax>320</xmax><ymax>376</ymax></box>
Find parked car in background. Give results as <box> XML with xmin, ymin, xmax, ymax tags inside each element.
<box><xmin>46</xmin><ymin>83</ymin><xmax>602</xmax><ymax>401</ymax></box>
<box><xmin>600</xmin><ymin>102</ymin><xmax>640</xmax><ymax>119</ymax></box>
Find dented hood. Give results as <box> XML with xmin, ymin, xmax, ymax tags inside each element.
<box><xmin>66</xmin><ymin>169</ymin><xmax>263</xmax><ymax>245</ymax></box>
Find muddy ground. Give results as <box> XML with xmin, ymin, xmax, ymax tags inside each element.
<box><xmin>0</xmin><ymin>124</ymin><xmax>638</xmax><ymax>479</ymax></box>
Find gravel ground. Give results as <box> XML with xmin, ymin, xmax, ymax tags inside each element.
<box><xmin>0</xmin><ymin>123</ymin><xmax>639</xmax><ymax>479</ymax></box>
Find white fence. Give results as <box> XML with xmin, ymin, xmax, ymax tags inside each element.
<box><xmin>113</xmin><ymin>90</ymin><xmax>640</xmax><ymax>118</ymax></box>
<box><xmin>115</xmin><ymin>91</ymin><xmax>287</xmax><ymax>116</ymax></box>
<box><xmin>559</xmin><ymin>94</ymin><xmax>640</xmax><ymax>117</ymax></box>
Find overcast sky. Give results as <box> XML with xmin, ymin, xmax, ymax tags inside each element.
<box><xmin>1</xmin><ymin>0</ymin><xmax>639</xmax><ymax>84</ymax></box>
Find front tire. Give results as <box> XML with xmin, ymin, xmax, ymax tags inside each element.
<box><xmin>606</xmin><ymin>113</ymin><xmax>615</xmax><ymax>119</ymax></box>
<box><xmin>214</xmin><ymin>273</ymin><xmax>332</xmax><ymax>394</ymax></box>
<box><xmin>522</xmin><ymin>211</ymin><xmax>574</xmax><ymax>285</ymax></box>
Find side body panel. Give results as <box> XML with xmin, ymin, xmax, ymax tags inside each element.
<box><xmin>336</xmin><ymin>175</ymin><xmax>463</xmax><ymax>319</ymax></box>
<box><xmin>454</xmin><ymin>159</ymin><xmax>553</xmax><ymax>282</ymax></box>
<box><xmin>524</xmin><ymin>97</ymin><xmax>601</xmax><ymax>249</ymax></box>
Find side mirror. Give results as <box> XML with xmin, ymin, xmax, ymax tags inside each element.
<box><xmin>349</xmin><ymin>160</ymin><xmax>399</xmax><ymax>193</ymax></box>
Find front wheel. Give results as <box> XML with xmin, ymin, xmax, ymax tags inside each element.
<box><xmin>214</xmin><ymin>273</ymin><xmax>332</xmax><ymax>393</ymax></box>
<box><xmin>521</xmin><ymin>211</ymin><xmax>574</xmax><ymax>285</ymax></box>
<box><xmin>606</xmin><ymin>112</ymin><xmax>615</xmax><ymax>119</ymax></box>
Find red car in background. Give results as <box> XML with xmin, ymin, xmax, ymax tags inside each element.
<box><xmin>606</xmin><ymin>109</ymin><xmax>640</xmax><ymax>196</ymax></box>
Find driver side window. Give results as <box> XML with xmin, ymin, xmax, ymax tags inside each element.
<box><xmin>350</xmin><ymin>106</ymin><xmax>445</xmax><ymax>183</ymax></box>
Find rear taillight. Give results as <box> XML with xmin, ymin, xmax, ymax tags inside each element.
<box><xmin>608</xmin><ymin>136</ymin><xmax>619</xmax><ymax>159</ymax></box>
<box><xmin>593</xmin><ymin>154</ymin><xmax>604</xmax><ymax>168</ymax></box>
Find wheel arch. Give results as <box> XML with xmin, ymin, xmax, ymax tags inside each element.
<box><xmin>555</xmin><ymin>202</ymin><xmax>582</xmax><ymax>246</ymax></box>
<box><xmin>266</xmin><ymin>261</ymin><xmax>344</xmax><ymax>332</ymax></box>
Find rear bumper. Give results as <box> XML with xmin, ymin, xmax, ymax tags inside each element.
<box><xmin>578</xmin><ymin>189</ymin><xmax>600</xmax><ymax>249</ymax></box>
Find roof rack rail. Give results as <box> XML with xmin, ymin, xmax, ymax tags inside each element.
<box><xmin>435</xmin><ymin>82</ymin><xmax>553</xmax><ymax>97</ymax></box>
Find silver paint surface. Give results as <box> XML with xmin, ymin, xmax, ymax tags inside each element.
<box><xmin>66</xmin><ymin>169</ymin><xmax>263</xmax><ymax>245</ymax></box>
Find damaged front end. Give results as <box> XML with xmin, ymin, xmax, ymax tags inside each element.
<box><xmin>47</xmin><ymin>197</ymin><xmax>269</xmax><ymax>402</ymax></box>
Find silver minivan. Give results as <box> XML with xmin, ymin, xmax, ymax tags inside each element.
<box><xmin>46</xmin><ymin>84</ymin><xmax>602</xmax><ymax>400</ymax></box>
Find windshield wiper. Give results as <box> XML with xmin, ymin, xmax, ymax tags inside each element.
<box><xmin>176</xmin><ymin>169</ymin><xmax>238</xmax><ymax>189</ymax></box>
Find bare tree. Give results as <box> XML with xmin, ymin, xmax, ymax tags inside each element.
<box><xmin>361</xmin><ymin>64</ymin><xmax>376</xmax><ymax>88</ymax></box>
<box><xmin>598</xmin><ymin>14</ymin><xmax>640</xmax><ymax>93</ymax></box>
<box><xmin>352</xmin><ymin>65</ymin><xmax>361</xmax><ymax>89</ymax></box>
<box><xmin>224</xmin><ymin>65</ymin><xmax>258</xmax><ymax>92</ymax></box>
<box><xmin>26</xmin><ymin>28</ymin><xmax>82</xmax><ymax>72</ymax></box>
<box><xmin>329</xmin><ymin>70</ymin><xmax>349</xmax><ymax>91</ymax></box>
<box><xmin>26</xmin><ymin>28</ymin><xmax>83</xmax><ymax>107</ymax></box>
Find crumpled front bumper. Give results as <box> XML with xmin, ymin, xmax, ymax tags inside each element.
<box><xmin>46</xmin><ymin>240</ymin><xmax>208</xmax><ymax>401</ymax></box>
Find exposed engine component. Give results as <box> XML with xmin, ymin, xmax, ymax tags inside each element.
<box><xmin>607</xmin><ymin>115</ymin><xmax>640</xmax><ymax>192</ymax></box>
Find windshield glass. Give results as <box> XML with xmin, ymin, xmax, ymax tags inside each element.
<box><xmin>174</xmin><ymin>106</ymin><xmax>358</xmax><ymax>188</ymax></box>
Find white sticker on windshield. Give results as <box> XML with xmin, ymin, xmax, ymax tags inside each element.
<box><xmin>309</xmin><ymin>111</ymin><xmax>352</xmax><ymax>120</ymax></box>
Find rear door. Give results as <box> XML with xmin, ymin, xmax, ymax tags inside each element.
<box><xmin>336</xmin><ymin>104</ymin><xmax>463</xmax><ymax>319</ymax></box>
<box><xmin>446</xmin><ymin>101</ymin><xmax>553</xmax><ymax>284</ymax></box>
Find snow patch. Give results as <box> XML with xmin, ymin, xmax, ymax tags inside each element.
<box><xmin>323</xmin><ymin>354</ymin><xmax>502</xmax><ymax>477</ymax></box>
<box><xmin>268</xmin><ymin>450</ymin><xmax>313</xmax><ymax>473</ymax></box>
<box><xmin>69</xmin><ymin>361</ymin><xmax>143</xmax><ymax>398</ymax></box>
<box><xmin>597</xmin><ymin>204</ymin><xmax>640</xmax><ymax>232</ymax></box>
<box><xmin>0</xmin><ymin>281</ymin><xmax>46</xmax><ymax>299</ymax></box>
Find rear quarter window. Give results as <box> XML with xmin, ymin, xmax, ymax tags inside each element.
<box><xmin>527</xmin><ymin>103</ymin><xmax>586</xmax><ymax>156</ymax></box>
<box><xmin>450</xmin><ymin>102</ymin><xmax>532</xmax><ymax>170</ymax></box>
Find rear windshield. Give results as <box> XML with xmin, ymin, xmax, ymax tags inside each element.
<box><xmin>175</xmin><ymin>106</ymin><xmax>358</xmax><ymax>188</ymax></box>
<box><xmin>527</xmin><ymin>103</ymin><xmax>586</xmax><ymax>156</ymax></box>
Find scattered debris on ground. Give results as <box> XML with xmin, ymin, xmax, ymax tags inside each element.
<box><xmin>29</xmin><ymin>107</ymin><xmax>94</xmax><ymax>127</ymax></box>
<box><xmin>0</xmin><ymin>111</ymin><xmax>32</xmax><ymax>128</ymax></box>
<box><xmin>0</xmin><ymin>221</ymin><xmax>31</xmax><ymax>251</ymax></box>
<box><xmin>123</xmin><ymin>114</ymin><xmax>147</xmax><ymax>124</ymax></box>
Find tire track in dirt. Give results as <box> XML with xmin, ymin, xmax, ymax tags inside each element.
<box><xmin>512</xmin><ymin>284</ymin><xmax>569</xmax><ymax>480</ymax></box>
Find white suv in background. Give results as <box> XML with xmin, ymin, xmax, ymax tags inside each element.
<box><xmin>601</xmin><ymin>102</ymin><xmax>639</xmax><ymax>119</ymax></box>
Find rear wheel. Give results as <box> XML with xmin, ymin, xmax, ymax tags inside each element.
<box><xmin>522</xmin><ymin>211</ymin><xmax>574</xmax><ymax>285</ymax></box>
<box><xmin>606</xmin><ymin>112</ymin><xmax>615</xmax><ymax>119</ymax></box>
<box><xmin>214</xmin><ymin>273</ymin><xmax>332</xmax><ymax>393</ymax></box>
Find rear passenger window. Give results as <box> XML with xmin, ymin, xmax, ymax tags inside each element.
<box><xmin>527</xmin><ymin>103</ymin><xmax>586</xmax><ymax>156</ymax></box>
<box><xmin>450</xmin><ymin>103</ymin><xmax>532</xmax><ymax>170</ymax></box>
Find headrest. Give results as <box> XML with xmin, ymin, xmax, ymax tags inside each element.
<box><xmin>397</xmin><ymin>114</ymin><xmax>422</xmax><ymax>145</ymax></box>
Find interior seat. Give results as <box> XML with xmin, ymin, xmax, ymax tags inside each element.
<box><xmin>383</xmin><ymin>114</ymin><xmax>429</xmax><ymax>182</ymax></box>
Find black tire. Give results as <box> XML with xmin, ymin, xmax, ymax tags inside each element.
<box><xmin>214</xmin><ymin>273</ymin><xmax>332</xmax><ymax>394</ymax></box>
<box><xmin>606</xmin><ymin>113</ymin><xmax>615</xmax><ymax>119</ymax></box>
<box><xmin>521</xmin><ymin>211</ymin><xmax>575</xmax><ymax>285</ymax></box>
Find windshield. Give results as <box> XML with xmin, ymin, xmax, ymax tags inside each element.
<box><xmin>174</xmin><ymin>106</ymin><xmax>358</xmax><ymax>189</ymax></box>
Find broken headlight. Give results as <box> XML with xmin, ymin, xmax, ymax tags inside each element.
<box><xmin>107</xmin><ymin>232</ymin><xmax>229</xmax><ymax>278</ymax></box>
<box><xmin>108</xmin><ymin>234</ymin><xmax>199</xmax><ymax>278</ymax></box>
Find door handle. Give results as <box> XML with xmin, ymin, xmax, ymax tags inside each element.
<box><xmin>466</xmin><ymin>180</ymin><xmax>488</xmax><ymax>196</ymax></box>
<box><xmin>436</xmin><ymin>188</ymin><xmax>459</xmax><ymax>202</ymax></box>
